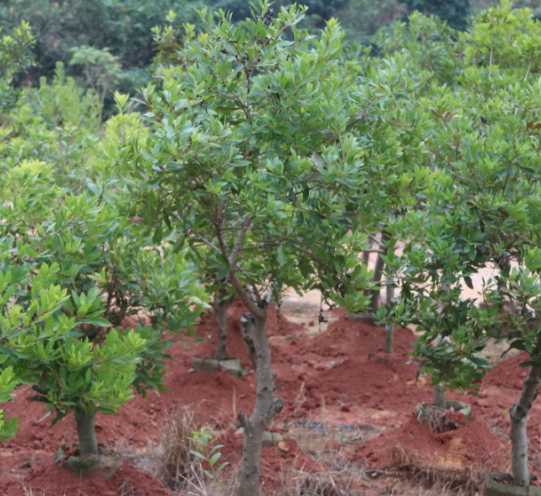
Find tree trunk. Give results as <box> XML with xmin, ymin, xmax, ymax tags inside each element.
<box><xmin>384</xmin><ymin>326</ymin><xmax>394</xmax><ymax>354</ymax></box>
<box><xmin>430</xmin><ymin>332</ymin><xmax>446</xmax><ymax>408</ymax></box>
<box><xmin>433</xmin><ymin>383</ymin><xmax>447</xmax><ymax>408</ymax></box>
<box><xmin>510</xmin><ymin>366</ymin><xmax>540</xmax><ymax>486</ymax></box>
<box><xmin>241</xmin><ymin>314</ymin><xmax>257</xmax><ymax>372</ymax></box>
<box><xmin>213</xmin><ymin>290</ymin><xmax>235</xmax><ymax>361</ymax></box>
<box><xmin>386</xmin><ymin>279</ymin><xmax>395</xmax><ymax>306</ymax></box>
<box><xmin>75</xmin><ymin>409</ymin><xmax>98</xmax><ymax>457</ymax></box>
<box><xmin>369</xmin><ymin>230</ymin><xmax>392</xmax><ymax>314</ymax></box>
<box><xmin>237</xmin><ymin>308</ymin><xmax>283</xmax><ymax>496</ymax></box>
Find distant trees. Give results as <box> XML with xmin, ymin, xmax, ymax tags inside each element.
<box><xmin>208</xmin><ymin>0</ymin><xmax>351</xmax><ymax>27</ymax></box>
<box><xmin>0</xmin><ymin>0</ymin><xmax>204</xmax><ymax>109</ymax></box>
<box><xmin>403</xmin><ymin>0</ymin><xmax>471</xmax><ymax>30</ymax></box>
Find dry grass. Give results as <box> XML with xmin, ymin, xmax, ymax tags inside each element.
<box><xmin>273</xmin><ymin>421</ymin><xmax>368</xmax><ymax>496</ymax></box>
<box><xmin>176</xmin><ymin>466</ymin><xmax>240</xmax><ymax>496</ymax></box>
<box><xmin>386</xmin><ymin>475</ymin><xmax>478</xmax><ymax>496</ymax></box>
<box><xmin>281</xmin><ymin>417</ymin><xmax>490</xmax><ymax>496</ymax></box>
<box><xmin>21</xmin><ymin>485</ymin><xmax>47</xmax><ymax>496</ymax></box>
<box><xmin>379</xmin><ymin>445</ymin><xmax>502</xmax><ymax>496</ymax></box>
<box><xmin>119</xmin><ymin>407</ymin><xmax>201</xmax><ymax>491</ymax></box>
<box><xmin>415</xmin><ymin>404</ymin><xmax>459</xmax><ymax>434</ymax></box>
<box><xmin>386</xmin><ymin>463</ymin><xmax>484</xmax><ymax>495</ymax></box>
<box><xmin>152</xmin><ymin>408</ymin><xmax>198</xmax><ymax>489</ymax></box>
<box><xmin>275</xmin><ymin>465</ymin><xmax>360</xmax><ymax>496</ymax></box>
<box><xmin>119</xmin><ymin>407</ymin><xmax>240</xmax><ymax>495</ymax></box>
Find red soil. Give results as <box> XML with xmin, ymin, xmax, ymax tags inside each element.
<box><xmin>1</xmin><ymin>460</ymin><xmax>174</xmax><ymax>496</ymax></box>
<box><xmin>1</xmin><ymin>300</ymin><xmax>538</xmax><ymax>494</ymax></box>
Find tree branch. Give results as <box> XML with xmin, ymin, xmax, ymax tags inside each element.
<box><xmin>215</xmin><ymin>218</ymin><xmax>264</xmax><ymax>318</ymax></box>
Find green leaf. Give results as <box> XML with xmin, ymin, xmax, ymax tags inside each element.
<box><xmin>152</xmin><ymin>223</ymin><xmax>163</xmax><ymax>244</ymax></box>
<box><xmin>189</xmin><ymin>450</ymin><xmax>207</xmax><ymax>461</ymax></box>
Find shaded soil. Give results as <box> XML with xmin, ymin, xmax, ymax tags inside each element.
<box><xmin>1</xmin><ymin>300</ymin><xmax>538</xmax><ymax>494</ymax></box>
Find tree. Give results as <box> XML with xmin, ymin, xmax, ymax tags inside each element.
<box><xmin>122</xmin><ymin>3</ymin><xmax>391</xmax><ymax>493</ymax></box>
<box><xmin>0</xmin><ymin>262</ymin><xmax>148</xmax><ymax>456</ymax></box>
<box><xmin>384</xmin><ymin>1</ymin><xmax>541</xmax><ymax>486</ymax></box>
<box><xmin>69</xmin><ymin>46</ymin><xmax>122</xmax><ymax>124</ymax></box>
<box><xmin>0</xmin><ymin>28</ymin><xmax>208</xmax><ymax>456</ymax></box>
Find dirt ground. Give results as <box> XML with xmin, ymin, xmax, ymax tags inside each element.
<box><xmin>0</xmin><ymin>295</ymin><xmax>538</xmax><ymax>496</ymax></box>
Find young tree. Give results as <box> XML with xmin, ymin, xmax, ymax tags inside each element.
<box><xmin>0</xmin><ymin>262</ymin><xmax>147</xmax><ymax>456</ymax></box>
<box><xmin>385</xmin><ymin>2</ymin><xmax>541</xmax><ymax>486</ymax></box>
<box><xmin>122</xmin><ymin>4</ymin><xmax>390</xmax><ymax>493</ymax></box>
<box><xmin>0</xmin><ymin>27</ymin><xmax>208</xmax><ymax>460</ymax></box>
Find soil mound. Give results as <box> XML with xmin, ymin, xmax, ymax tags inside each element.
<box><xmin>0</xmin><ymin>460</ymin><xmax>174</xmax><ymax>496</ymax></box>
<box><xmin>352</xmin><ymin>413</ymin><xmax>505</xmax><ymax>470</ymax></box>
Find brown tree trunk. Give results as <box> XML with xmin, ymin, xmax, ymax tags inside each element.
<box><xmin>431</xmin><ymin>334</ymin><xmax>446</xmax><ymax>408</ymax></box>
<box><xmin>384</xmin><ymin>326</ymin><xmax>394</xmax><ymax>354</ymax></box>
<box><xmin>241</xmin><ymin>314</ymin><xmax>257</xmax><ymax>372</ymax></box>
<box><xmin>433</xmin><ymin>384</ymin><xmax>446</xmax><ymax>409</ymax></box>
<box><xmin>237</xmin><ymin>308</ymin><xmax>283</xmax><ymax>496</ymax></box>
<box><xmin>386</xmin><ymin>280</ymin><xmax>395</xmax><ymax>306</ymax></box>
<box><xmin>213</xmin><ymin>290</ymin><xmax>235</xmax><ymax>361</ymax></box>
<box><xmin>369</xmin><ymin>229</ymin><xmax>392</xmax><ymax>314</ymax></box>
<box><xmin>510</xmin><ymin>366</ymin><xmax>540</xmax><ymax>486</ymax></box>
<box><xmin>75</xmin><ymin>409</ymin><xmax>98</xmax><ymax>457</ymax></box>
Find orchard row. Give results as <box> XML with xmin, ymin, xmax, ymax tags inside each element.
<box><xmin>2</xmin><ymin>2</ymin><xmax>541</xmax><ymax>494</ymax></box>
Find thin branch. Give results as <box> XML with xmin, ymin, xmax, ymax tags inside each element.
<box><xmin>192</xmin><ymin>231</ymin><xmax>221</xmax><ymax>255</ymax></box>
<box><xmin>215</xmin><ymin>218</ymin><xmax>264</xmax><ymax>318</ymax></box>
<box><xmin>249</xmin><ymin>284</ymin><xmax>262</xmax><ymax>305</ymax></box>
<box><xmin>369</xmin><ymin>233</ymin><xmax>384</xmax><ymax>246</ymax></box>
<box><xmin>230</xmin><ymin>217</ymin><xmax>252</xmax><ymax>267</ymax></box>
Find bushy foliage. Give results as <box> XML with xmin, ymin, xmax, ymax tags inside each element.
<box><xmin>0</xmin><ymin>21</ymin><xmax>35</xmax><ymax>114</ymax></box>
<box><xmin>0</xmin><ymin>27</ymin><xmax>208</xmax><ymax>443</ymax></box>
<box><xmin>377</xmin><ymin>1</ymin><xmax>541</xmax><ymax>484</ymax></box>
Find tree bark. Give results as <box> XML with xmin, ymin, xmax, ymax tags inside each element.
<box><xmin>510</xmin><ymin>366</ymin><xmax>540</xmax><ymax>486</ymax></box>
<box><xmin>430</xmin><ymin>330</ymin><xmax>447</xmax><ymax>408</ymax></box>
<box><xmin>75</xmin><ymin>409</ymin><xmax>98</xmax><ymax>457</ymax></box>
<box><xmin>384</xmin><ymin>326</ymin><xmax>394</xmax><ymax>354</ymax></box>
<box><xmin>369</xmin><ymin>229</ymin><xmax>392</xmax><ymax>314</ymax></box>
<box><xmin>241</xmin><ymin>314</ymin><xmax>257</xmax><ymax>371</ymax></box>
<box><xmin>213</xmin><ymin>290</ymin><xmax>235</xmax><ymax>361</ymax></box>
<box><xmin>386</xmin><ymin>280</ymin><xmax>395</xmax><ymax>307</ymax></box>
<box><xmin>433</xmin><ymin>384</ymin><xmax>447</xmax><ymax>409</ymax></box>
<box><xmin>237</xmin><ymin>308</ymin><xmax>283</xmax><ymax>496</ymax></box>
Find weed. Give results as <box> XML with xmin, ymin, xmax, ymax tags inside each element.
<box><xmin>189</xmin><ymin>426</ymin><xmax>229</xmax><ymax>480</ymax></box>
